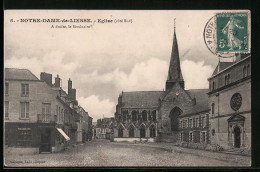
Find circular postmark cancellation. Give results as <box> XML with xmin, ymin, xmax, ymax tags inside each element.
<box><xmin>204</xmin><ymin>11</ymin><xmax>250</xmax><ymax>58</ymax></box>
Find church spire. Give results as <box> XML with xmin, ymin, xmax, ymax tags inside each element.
<box><xmin>166</xmin><ymin>19</ymin><xmax>184</xmax><ymax>91</ymax></box>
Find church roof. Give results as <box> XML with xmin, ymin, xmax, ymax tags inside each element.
<box><xmin>5</xmin><ymin>68</ymin><xmax>39</xmax><ymax>81</ymax></box>
<box><xmin>167</xmin><ymin>27</ymin><xmax>184</xmax><ymax>82</ymax></box>
<box><xmin>212</xmin><ymin>62</ymin><xmax>234</xmax><ymax>76</ymax></box>
<box><xmin>180</xmin><ymin>89</ymin><xmax>210</xmax><ymax>116</ymax></box>
<box><xmin>121</xmin><ymin>91</ymin><xmax>164</xmax><ymax>108</ymax></box>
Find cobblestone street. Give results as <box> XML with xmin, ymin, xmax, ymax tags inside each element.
<box><xmin>5</xmin><ymin>140</ymin><xmax>251</xmax><ymax>167</ymax></box>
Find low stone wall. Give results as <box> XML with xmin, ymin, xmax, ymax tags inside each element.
<box><xmin>114</xmin><ymin>138</ymin><xmax>155</xmax><ymax>143</ymax></box>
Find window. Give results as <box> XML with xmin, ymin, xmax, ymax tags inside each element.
<box><xmin>42</xmin><ymin>103</ymin><xmax>51</xmax><ymax>115</ymax></box>
<box><xmin>129</xmin><ymin>125</ymin><xmax>134</xmax><ymax>137</ymax></box>
<box><xmin>193</xmin><ymin>118</ymin><xmax>195</xmax><ymax>127</ymax></box>
<box><xmin>140</xmin><ymin>125</ymin><xmax>146</xmax><ymax>138</ymax></box>
<box><xmin>196</xmin><ymin>118</ymin><xmax>199</xmax><ymax>127</ymax></box>
<box><xmin>247</xmin><ymin>64</ymin><xmax>250</xmax><ymax>76</ymax></box>
<box><xmin>142</xmin><ymin>111</ymin><xmax>147</xmax><ymax>121</ymax></box>
<box><xmin>150</xmin><ymin>125</ymin><xmax>156</xmax><ymax>138</ymax></box>
<box><xmin>211</xmin><ymin>103</ymin><xmax>215</xmax><ymax>115</ymax></box>
<box><xmin>189</xmin><ymin>119</ymin><xmax>192</xmax><ymax>128</ymax></box>
<box><xmin>225</xmin><ymin>74</ymin><xmax>230</xmax><ymax>85</ymax></box>
<box><xmin>243</xmin><ymin>66</ymin><xmax>247</xmax><ymax>77</ymax></box>
<box><xmin>189</xmin><ymin>132</ymin><xmax>193</xmax><ymax>142</ymax></box>
<box><xmin>179</xmin><ymin>132</ymin><xmax>183</xmax><ymax>142</ymax></box>
<box><xmin>212</xmin><ymin>129</ymin><xmax>215</xmax><ymax>136</ymax></box>
<box><xmin>202</xmin><ymin>116</ymin><xmax>206</xmax><ymax>128</ymax></box>
<box><xmin>132</xmin><ymin>111</ymin><xmax>137</xmax><ymax>121</ymax></box>
<box><xmin>123</xmin><ymin>110</ymin><xmax>127</xmax><ymax>121</ymax></box>
<box><xmin>179</xmin><ymin>120</ymin><xmax>183</xmax><ymax>129</ymax></box>
<box><xmin>17</xmin><ymin>128</ymin><xmax>32</xmax><ymax>147</ymax></box>
<box><xmin>212</xmin><ymin>81</ymin><xmax>215</xmax><ymax>90</ymax></box>
<box><xmin>183</xmin><ymin>120</ymin><xmax>186</xmax><ymax>129</ymax></box>
<box><xmin>201</xmin><ymin>131</ymin><xmax>207</xmax><ymax>144</ymax></box>
<box><xmin>21</xmin><ymin>84</ymin><xmax>29</xmax><ymax>96</ymax></box>
<box><xmin>5</xmin><ymin>83</ymin><xmax>9</xmax><ymax>95</ymax></box>
<box><xmin>152</xmin><ymin>110</ymin><xmax>156</xmax><ymax>121</ymax></box>
<box><xmin>20</xmin><ymin>102</ymin><xmax>29</xmax><ymax>119</ymax></box>
<box><xmin>5</xmin><ymin>101</ymin><xmax>9</xmax><ymax>118</ymax></box>
<box><xmin>118</xmin><ymin>126</ymin><xmax>123</xmax><ymax>138</ymax></box>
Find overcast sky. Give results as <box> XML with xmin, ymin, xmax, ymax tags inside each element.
<box><xmin>5</xmin><ymin>10</ymin><xmax>229</xmax><ymax>121</ymax></box>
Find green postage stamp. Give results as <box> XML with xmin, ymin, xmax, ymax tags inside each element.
<box><xmin>216</xmin><ymin>12</ymin><xmax>249</xmax><ymax>53</ymax></box>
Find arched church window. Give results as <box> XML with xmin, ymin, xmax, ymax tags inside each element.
<box><xmin>150</xmin><ymin>125</ymin><xmax>156</xmax><ymax>138</ymax></box>
<box><xmin>140</xmin><ymin>125</ymin><xmax>146</xmax><ymax>138</ymax></box>
<box><xmin>118</xmin><ymin>125</ymin><xmax>123</xmax><ymax>138</ymax></box>
<box><xmin>142</xmin><ymin>111</ymin><xmax>147</xmax><ymax>121</ymax></box>
<box><xmin>152</xmin><ymin>110</ymin><xmax>156</xmax><ymax>121</ymax></box>
<box><xmin>132</xmin><ymin>110</ymin><xmax>137</xmax><ymax>121</ymax></box>
<box><xmin>129</xmin><ymin>125</ymin><xmax>134</xmax><ymax>137</ymax></box>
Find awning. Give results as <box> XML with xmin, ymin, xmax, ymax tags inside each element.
<box><xmin>57</xmin><ymin>128</ymin><xmax>70</xmax><ymax>141</ymax></box>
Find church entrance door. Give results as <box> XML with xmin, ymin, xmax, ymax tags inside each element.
<box><xmin>234</xmin><ymin>126</ymin><xmax>241</xmax><ymax>148</ymax></box>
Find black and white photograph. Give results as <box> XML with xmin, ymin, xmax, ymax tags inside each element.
<box><xmin>4</xmin><ymin>10</ymin><xmax>251</xmax><ymax>167</ymax></box>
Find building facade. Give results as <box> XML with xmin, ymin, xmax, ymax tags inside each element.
<box><xmin>114</xmin><ymin>26</ymin><xmax>209</xmax><ymax>144</ymax></box>
<box><xmin>4</xmin><ymin>68</ymin><xmax>92</xmax><ymax>154</ymax></box>
<box><xmin>208</xmin><ymin>54</ymin><xmax>251</xmax><ymax>151</ymax></box>
<box><xmin>94</xmin><ymin>117</ymin><xmax>114</xmax><ymax>139</ymax></box>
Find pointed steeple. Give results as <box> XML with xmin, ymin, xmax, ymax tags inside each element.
<box><xmin>166</xmin><ymin>19</ymin><xmax>185</xmax><ymax>91</ymax></box>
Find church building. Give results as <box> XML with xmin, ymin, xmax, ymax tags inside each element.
<box><xmin>113</xmin><ymin>23</ymin><xmax>210</xmax><ymax>144</ymax></box>
<box><xmin>208</xmin><ymin>53</ymin><xmax>251</xmax><ymax>152</ymax></box>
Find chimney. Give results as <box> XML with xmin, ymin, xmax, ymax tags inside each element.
<box><xmin>68</xmin><ymin>78</ymin><xmax>76</xmax><ymax>100</ymax></box>
<box><xmin>54</xmin><ymin>74</ymin><xmax>61</xmax><ymax>88</ymax></box>
<box><xmin>68</xmin><ymin>78</ymin><xmax>72</xmax><ymax>93</ymax></box>
<box><xmin>70</xmin><ymin>88</ymin><xmax>76</xmax><ymax>100</ymax></box>
<box><xmin>40</xmin><ymin>72</ymin><xmax>52</xmax><ymax>86</ymax></box>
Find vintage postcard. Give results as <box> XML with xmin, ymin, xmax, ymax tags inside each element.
<box><xmin>4</xmin><ymin>10</ymin><xmax>251</xmax><ymax>167</ymax></box>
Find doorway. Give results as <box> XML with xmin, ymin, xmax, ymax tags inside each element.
<box><xmin>40</xmin><ymin>128</ymin><xmax>51</xmax><ymax>153</ymax></box>
<box><xmin>234</xmin><ymin>126</ymin><xmax>241</xmax><ymax>148</ymax></box>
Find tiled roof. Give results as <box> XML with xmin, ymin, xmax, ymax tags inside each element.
<box><xmin>122</xmin><ymin>91</ymin><xmax>164</xmax><ymax>108</ymax></box>
<box><xmin>180</xmin><ymin>89</ymin><xmax>210</xmax><ymax>116</ymax></box>
<box><xmin>212</xmin><ymin>62</ymin><xmax>234</xmax><ymax>76</ymax></box>
<box><xmin>5</xmin><ymin>68</ymin><xmax>39</xmax><ymax>81</ymax></box>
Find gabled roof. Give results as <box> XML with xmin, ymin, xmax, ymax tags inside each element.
<box><xmin>121</xmin><ymin>91</ymin><xmax>164</xmax><ymax>108</ymax></box>
<box><xmin>179</xmin><ymin>89</ymin><xmax>210</xmax><ymax>116</ymax></box>
<box><xmin>5</xmin><ymin>68</ymin><xmax>39</xmax><ymax>81</ymax></box>
<box><xmin>212</xmin><ymin>62</ymin><xmax>235</xmax><ymax>76</ymax></box>
<box><xmin>228</xmin><ymin>113</ymin><xmax>245</xmax><ymax>122</ymax></box>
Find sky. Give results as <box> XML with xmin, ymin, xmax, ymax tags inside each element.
<box><xmin>4</xmin><ymin>10</ymin><xmax>227</xmax><ymax>121</ymax></box>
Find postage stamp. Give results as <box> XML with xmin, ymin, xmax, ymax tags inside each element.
<box><xmin>216</xmin><ymin>12</ymin><xmax>249</xmax><ymax>53</ymax></box>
